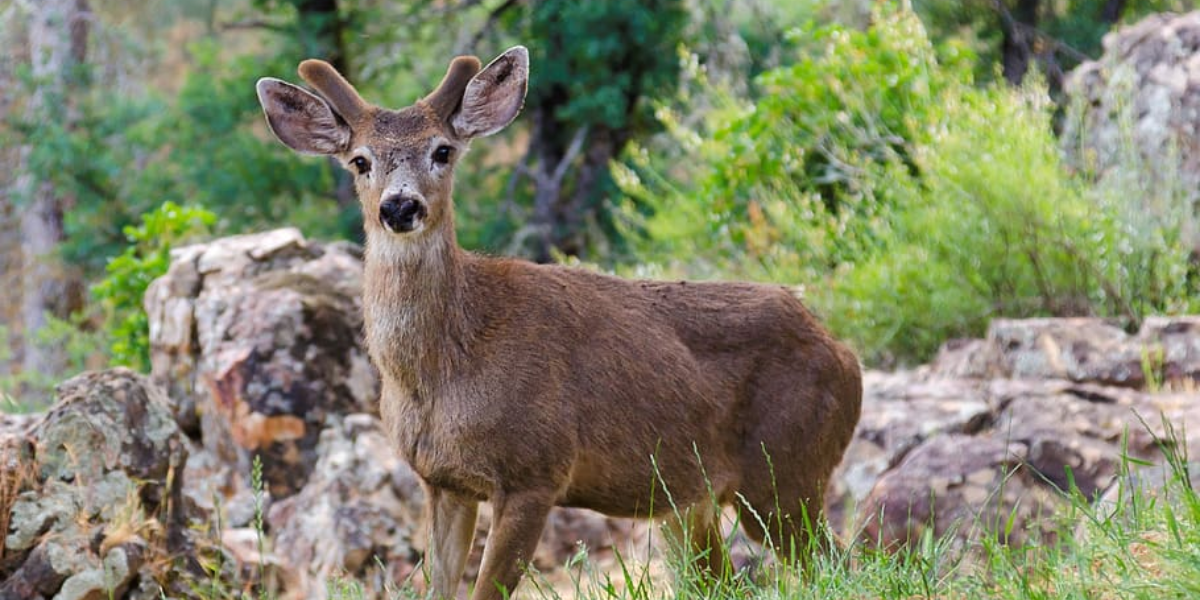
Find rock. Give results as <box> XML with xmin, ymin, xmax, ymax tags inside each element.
<box><xmin>1137</xmin><ymin>316</ymin><xmax>1200</xmax><ymax>386</ymax></box>
<box><xmin>146</xmin><ymin>228</ymin><xmax>378</xmax><ymax>497</ymax></box>
<box><xmin>1091</xmin><ymin>461</ymin><xmax>1200</xmax><ymax>525</ymax></box>
<box><xmin>265</xmin><ymin>413</ymin><xmax>648</xmax><ymax>599</ymax></box>
<box><xmin>1062</xmin><ymin>12</ymin><xmax>1200</xmax><ymax>253</ymax></box>
<box><xmin>0</xmin><ymin>369</ymin><xmax>187</xmax><ymax>599</ymax></box>
<box><xmin>925</xmin><ymin>317</ymin><xmax>1200</xmax><ymax>389</ymax></box>
<box><xmin>826</xmin><ymin>371</ymin><xmax>992</xmax><ymax>531</ymax></box>
<box><xmin>985</xmin><ymin>318</ymin><xmax>1144</xmax><ymax>386</ymax></box>
<box><xmin>857</xmin><ymin>434</ymin><xmax>1063</xmax><ymax>550</ymax></box>
<box><xmin>266</xmin><ymin>414</ymin><xmax>424</xmax><ymax>597</ymax></box>
<box><xmin>930</xmin><ymin>338</ymin><xmax>998</xmax><ymax>379</ymax></box>
<box><xmin>835</xmin><ymin>358</ymin><xmax>1199</xmax><ymax>551</ymax></box>
<box><xmin>56</xmin><ymin>541</ymin><xmax>146</xmax><ymax>600</ymax></box>
<box><xmin>992</xmin><ymin>384</ymin><xmax>1156</xmax><ymax>498</ymax></box>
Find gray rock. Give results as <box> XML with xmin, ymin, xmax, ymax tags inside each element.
<box><xmin>834</xmin><ymin>351</ymin><xmax>1200</xmax><ymax>552</ymax></box>
<box><xmin>826</xmin><ymin>371</ymin><xmax>992</xmax><ymax>531</ymax></box>
<box><xmin>986</xmin><ymin>318</ymin><xmax>1144</xmax><ymax>386</ymax></box>
<box><xmin>0</xmin><ymin>369</ymin><xmax>186</xmax><ymax>600</ymax></box>
<box><xmin>55</xmin><ymin>541</ymin><xmax>145</xmax><ymax>600</ymax></box>
<box><xmin>1063</xmin><ymin>11</ymin><xmax>1200</xmax><ymax>254</ymax></box>
<box><xmin>267</xmin><ymin>414</ymin><xmax>423</xmax><ymax>594</ymax></box>
<box><xmin>146</xmin><ymin>228</ymin><xmax>378</xmax><ymax>498</ymax></box>
<box><xmin>857</xmin><ymin>434</ymin><xmax>1063</xmax><ymax>550</ymax></box>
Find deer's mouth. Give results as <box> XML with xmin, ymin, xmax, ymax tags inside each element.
<box><xmin>380</xmin><ymin>197</ymin><xmax>427</xmax><ymax>233</ymax></box>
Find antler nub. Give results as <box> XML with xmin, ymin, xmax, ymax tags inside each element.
<box><xmin>424</xmin><ymin>56</ymin><xmax>483</xmax><ymax>122</ymax></box>
<box><xmin>297</xmin><ymin>59</ymin><xmax>370</xmax><ymax>124</ymax></box>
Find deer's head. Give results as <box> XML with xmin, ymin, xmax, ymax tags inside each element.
<box><xmin>256</xmin><ymin>47</ymin><xmax>528</xmax><ymax>239</ymax></box>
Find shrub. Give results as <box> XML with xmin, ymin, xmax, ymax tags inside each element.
<box><xmin>92</xmin><ymin>201</ymin><xmax>216</xmax><ymax>372</ymax></box>
<box><xmin>618</xmin><ymin>2</ymin><xmax>1198</xmax><ymax>365</ymax></box>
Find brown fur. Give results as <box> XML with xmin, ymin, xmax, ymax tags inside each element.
<box><xmin>256</xmin><ymin>47</ymin><xmax>862</xmax><ymax>600</ymax></box>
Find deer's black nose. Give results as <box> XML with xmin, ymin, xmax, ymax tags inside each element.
<box><xmin>380</xmin><ymin>195</ymin><xmax>427</xmax><ymax>233</ymax></box>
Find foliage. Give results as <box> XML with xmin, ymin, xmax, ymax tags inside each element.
<box><xmin>522</xmin><ymin>0</ymin><xmax>687</xmax><ymax>135</ymax></box>
<box><xmin>913</xmin><ymin>0</ymin><xmax>1194</xmax><ymax>85</ymax></box>
<box><xmin>619</xmin><ymin>2</ymin><xmax>1198</xmax><ymax>365</ymax></box>
<box><xmin>0</xmin><ymin>316</ymin><xmax>107</xmax><ymax>412</ymax></box>
<box><xmin>92</xmin><ymin>202</ymin><xmax>216</xmax><ymax>372</ymax></box>
<box><xmin>3</xmin><ymin>39</ymin><xmax>349</xmax><ymax>277</ymax></box>
<box><xmin>622</xmin><ymin>4</ymin><xmax>973</xmax><ymax>277</ymax></box>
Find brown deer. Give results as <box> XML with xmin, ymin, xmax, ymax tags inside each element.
<box><xmin>256</xmin><ymin>46</ymin><xmax>862</xmax><ymax>600</ymax></box>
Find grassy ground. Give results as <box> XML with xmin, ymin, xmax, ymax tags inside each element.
<box><xmin>304</xmin><ymin>435</ymin><xmax>1200</xmax><ymax>600</ymax></box>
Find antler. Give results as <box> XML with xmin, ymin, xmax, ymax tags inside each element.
<box><xmin>424</xmin><ymin>56</ymin><xmax>483</xmax><ymax>122</ymax></box>
<box><xmin>297</xmin><ymin>59</ymin><xmax>370</xmax><ymax>124</ymax></box>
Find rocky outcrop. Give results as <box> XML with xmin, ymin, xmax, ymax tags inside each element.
<box><xmin>266</xmin><ymin>414</ymin><xmax>424</xmax><ymax>593</ymax></box>
<box><xmin>145</xmin><ymin>227</ymin><xmax>377</xmax><ymax>497</ymax></box>
<box><xmin>828</xmin><ymin>318</ymin><xmax>1200</xmax><ymax>551</ymax></box>
<box><xmin>934</xmin><ymin>317</ymin><xmax>1200</xmax><ymax>387</ymax></box>
<box><xmin>0</xmin><ymin>369</ymin><xmax>189</xmax><ymax>600</ymax></box>
<box><xmin>6</xmin><ymin>228</ymin><xmax>1199</xmax><ymax>597</ymax></box>
<box><xmin>1063</xmin><ymin>11</ymin><xmax>1200</xmax><ymax>251</ymax></box>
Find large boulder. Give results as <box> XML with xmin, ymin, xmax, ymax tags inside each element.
<box><xmin>0</xmin><ymin>369</ymin><xmax>188</xmax><ymax>600</ymax></box>
<box><xmin>145</xmin><ymin>228</ymin><xmax>378</xmax><ymax>497</ymax></box>
<box><xmin>265</xmin><ymin>414</ymin><xmax>648</xmax><ymax>599</ymax></box>
<box><xmin>858</xmin><ymin>434</ymin><xmax>1062</xmax><ymax>549</ymax></box>
<box><xmin>824</xmin><ymin>372</ymin><xmax>992</xmax><ymax>532</ymax></box>
<box><xmin>1062</xmin><ymin>11</ymin><xmax>1200</xmax><ymax>252</ymax></box>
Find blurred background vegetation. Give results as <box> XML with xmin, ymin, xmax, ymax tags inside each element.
<box><xmin>3</xmin><ymin>0</ymin><xmax>1199</xmax><ymax>406</ymax></box>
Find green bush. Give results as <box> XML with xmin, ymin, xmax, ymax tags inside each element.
<box><xmin>92</xmin><ymin>201</ymin><xmax>216</xmax><ymax>372</ymax></box>
<box><xmin>619</xmin><ymin>2</ymin><xmax>1198</xmax><ymax>365</ymax></box>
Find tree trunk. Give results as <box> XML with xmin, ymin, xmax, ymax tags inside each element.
<box><xmin>1099</xmin><ymin>0</ymin><xmax>1127</xmax><ymax>25</ymax></box>
<box><xmin>561</xmin><ymin>128</ymin><xmax>622</xmax><ymax>256</ymax></box>
<box><xmin>295</xmin><ymin>0</ymin><xmax>346</xmax><ymax>73</ymax></box>
<box><xmin>530</xmin><ymin>105</ymin><xmax>566</xmax><ymax>263</ymax></box>
<box><xmin>290</xmin><ymin>0</ymin><xmax>358</xmax><ymax>234</ymax></box>
<box><xmin>17</xmin><ymin>0</ymin><xmax>89</xmax><ymax>382</ymax></box>
<box><xmin>0</xmin><ymin>12</ymin><xmax>30</xmax><ymax>376</ymax></box>
<box><xmin>999</xmin><ymin>0</ymin><xmax>1040</xmax><ymax>85</ymax></box>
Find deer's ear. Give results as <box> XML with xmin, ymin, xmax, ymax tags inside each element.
<box><xmin>451</xmin><ymin>46</ymin><xmax>528</xmax><ymax>139</ymax></box>
<box><xmin>256</xmin><ymin>77</ymin><xmax>350</xmax><ymax>155</ymax></box>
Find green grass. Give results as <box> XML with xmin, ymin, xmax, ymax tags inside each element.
<box><xmin>295</xmin><ymin>428</ymin><xmax>1200</xmax><ymax>600</ymax></box>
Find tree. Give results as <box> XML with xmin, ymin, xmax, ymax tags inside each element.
<box><xmin>505</xmin><ymin>0</ymin><xmax>688</xmax><ymax>261</ymax></box>
<box><xmin>14</xmin><ymin>0</ymin><xmax>90</xmax><ymax>383</ymax></box>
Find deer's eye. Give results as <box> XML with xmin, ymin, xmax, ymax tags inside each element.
<box><xmin>349</xmin><ymin>156</ymin><xmax>371</xmax><ymax>175</ymax></box>
<box><xmin>432</xmin><ymin>145</ymin><xmax>454</xmax><ymax>165</ymax></box>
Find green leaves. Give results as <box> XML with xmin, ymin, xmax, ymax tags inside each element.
<box><xmin>620</xmin><ymin>1</ymin><xmax>1198</xmax><ymax>366</ymax></box>
<box><xmin>92</xmin><ymin>202</ymin><xmax>216</xmax><ymax>371</ymax></box>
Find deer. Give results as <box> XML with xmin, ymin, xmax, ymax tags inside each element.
<box><xmin>256</xmin><ymin>46</ymin><xmax>862</xmax><ymax>600</ymax></box>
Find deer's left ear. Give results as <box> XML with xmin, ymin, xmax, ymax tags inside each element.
<box><xmin>451</xmin><ymin>46</ymin><xmax>528</xmax><ymax>139</ymax></box>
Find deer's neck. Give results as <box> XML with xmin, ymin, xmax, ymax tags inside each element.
<box><xmin>363</xmin><ymin>229</ymin><xmax>472</xmax><ymax>392</ymax></box>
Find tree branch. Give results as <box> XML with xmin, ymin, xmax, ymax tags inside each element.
<box><xmin>219</xmin><ymin>19</ymin><xmax>290</xmax><ymax>34</ymax></box>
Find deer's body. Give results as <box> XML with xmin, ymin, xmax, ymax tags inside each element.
<box><xmin>258</xmin><ymin>47</ymin><xmax>862</xmax><ymax>600</ymax></box>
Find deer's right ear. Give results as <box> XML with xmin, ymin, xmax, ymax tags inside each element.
<box><xmin>256</xmin><ymin>78</ymin><xmax>350</xmax><ymax>155</ymax></box>
<box><xmin>451</xmin><ymin>46</ymin><xmax>528</xmax><ymax>139</ymax></box>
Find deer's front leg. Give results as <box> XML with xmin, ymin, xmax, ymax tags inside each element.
<box><xmin>425</xmin><ymin>485</ymin><xmax>479</xmax><ymax>600</ymax></box>
<box><xmin>470</xmin><ymin>489</ymin><xmax>554</xmax><ymax>600</ymax></box>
